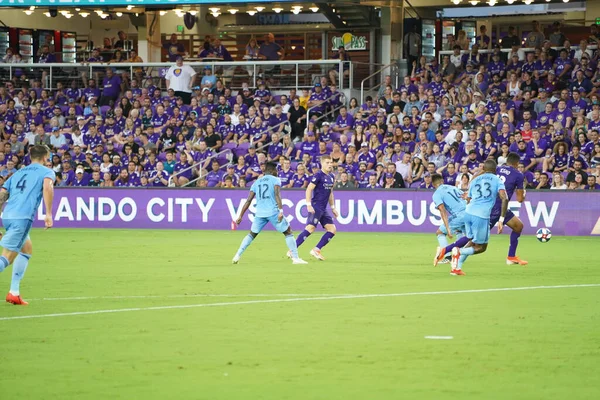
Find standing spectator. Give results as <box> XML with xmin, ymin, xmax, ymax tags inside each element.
<box><xmin>259</xmin><ymin>33</ymin><xmax>284</xmax><ymax>61</ymax></box>
<box><xmin>99</xmin><ymin>68</ymin><xmax>123</xmax><ymax>107</ymax></box>
<box><xmin>113</xmin><ymin>31</ymin><xmax>128</xmax><ymax>50</ymax></box>
<box><xmin>404</xmin><ymin>25</ymin><xmax>421</xmax><ymax>76</ymax></box>
<box><xmin>163</xmin><ymin>34</ymin><xmax>185</xmax><ymax>62</ymax></box>
<box><xmin>526</xmin><ymin>21</ymin><xmax>545</xmax><ymax>49</ymax></box>
<box><xmin>476</xmin><ymin>25</ymin><xmax>491</xmax><ymax>50</ymax></box>
<box><xmin>329</xmin><ymin>45</ymin><xmax>351</xmax><ymax>87</ymax></box>
<box><xmin>501</xmin><ymin>26</ymin><xmax>520</xmax><ymax>49</ymax></box>
<box><xmin>548</xmin><ymin>22</ymin><xmax>567</xmax><ymax>47</ymax></box>
<box><xmin>456</xmin><ymin>30</ymin><xmax>470</xmax><ymax>50</ymax></box>
<box><xmin>165</xmin><ymin>56</ymin><xmax>197</xmax><ymax>105</ymax></box>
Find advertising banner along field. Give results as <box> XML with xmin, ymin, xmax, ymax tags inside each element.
<box><xmin>26</xmin><ymin>189</ymin><xmax>600</xmax><ymax>236</ymax></box>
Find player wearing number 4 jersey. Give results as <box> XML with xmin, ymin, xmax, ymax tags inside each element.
<box><xmin>0</xmin><ymin>145</ymin><xmax>55</xmax><ymax>305</ymax></box>
<box><xmin>233</xmin><ymin>162</ymin><xmax>307</xmax><ymax>264</ymax></box>
<box><xmin>431</xmin><ymin>174</ymin><xmax>469</xmax><ymax>267</ymax></box>
<box><xmin>450</xmin><ymin>160</ymin><xmax>509</xmax><ymax>276</ymax></box>
<box><xmin>289</xmin><ymin>155</ymin><xmax>338</xmax><ymax>261</ymax></box>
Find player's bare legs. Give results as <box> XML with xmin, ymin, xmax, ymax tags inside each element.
<box><xmin>2</xmin><ymin>239</ymin><xmax>32</xmax><ymax>306</ymax></box>
<box><xmin>506</xmin><ymin>218</ymin><xmax>528</xmax><ymax>265</ymax></box>
<box><xmin>451</xmin><ymin>241</ymin><xmax>488</xmax><ymax>276</ymax></box>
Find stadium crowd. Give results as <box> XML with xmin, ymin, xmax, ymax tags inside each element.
<box><xmin>0</xmin><ymin>24</ymin><xmax>599</xmax><ymax>190</ymax></box>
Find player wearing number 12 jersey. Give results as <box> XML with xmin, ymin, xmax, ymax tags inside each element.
<box><xmin>450</xmin><ymin>160</ymin><xmax>508</xmax><ymax>276</ymax></box>
<box><xmin>233</xmin><ymin>162</ymin><xmax>307</xmax><ymax>264</ymax></box>
<box><xmin>0</xmin><ymin>145</ymin><xmax>55</xmax><ymax>305</ymax></box>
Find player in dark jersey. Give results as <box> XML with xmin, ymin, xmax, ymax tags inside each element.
<box><xmin>289</xmin><ymin>155</ymin><xmax>339</xmax><ymax>261</ymax></box>
<box><xmin>491</xmin><ymin>152</ymin><xmax>528</xmax><ymax>265</ymax></box>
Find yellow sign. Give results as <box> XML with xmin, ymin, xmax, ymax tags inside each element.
<box><xmin>332</xmin><ymin>33</ymin><xmax>367</xmax><ymax>51</ymax></box>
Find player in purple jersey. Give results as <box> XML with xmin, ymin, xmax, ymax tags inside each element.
<box><xmin>290</xmin><ymin>155</ymin><xmax>339</xmax><ymax>261</ymax></box>
<box><xmin>491</xmin><ymin>153</ymin><xmax>528</xmax><ymax>265</ymax></box>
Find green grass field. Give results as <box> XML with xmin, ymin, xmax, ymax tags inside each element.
<box><xmin>0</xmin><ymin>229</ymin><xmax>599</xmax><ymax>400</ymax></box>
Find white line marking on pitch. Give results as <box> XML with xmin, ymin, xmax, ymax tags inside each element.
<box><xmin>28</xmin><ymin>294</ymin><xmax>350</xmax><ymax>301</ymax></box>
<box><xmin>1</xmin><ymin>284</ymin><xmax>598</xmax><ymax>322</ymax></box>
<box><xmin>425</xmin><ymin>336</ymin><xmax>454</xmax><ymax>340</ymax></box>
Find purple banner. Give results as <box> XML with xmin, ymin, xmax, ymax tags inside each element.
<box><xmin>30</xmin><ymin>188</ymin><xmax>600</xmax><ymax>236</ymax></box>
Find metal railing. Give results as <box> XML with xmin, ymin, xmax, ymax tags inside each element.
<box><xmin>438</xmin><ymin>44</ymin><xmax>598</xmax><ymax>62</ymax></box>
<box><xmin>171</xmin><ymin>117</ymin><xmax>292</xmax><ymax>187</ymax></box>
<box><xmin>360</xmin><ymin>62</ymin><xmax>396</xmax><ymax>105</ymax></box>
<box><xmin>0</xmin><ymin>60</ymin><xmax>350</xmax><ymax>92</ymax></box>
<box><xmin>306</xmin><ymin>92</ymin><xmax>346</xmax><ymax>124</ymax></box>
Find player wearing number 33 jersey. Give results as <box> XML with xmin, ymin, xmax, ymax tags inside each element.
<box><xmin>0</xmin><ymin>145</ymin><xmax>55</xmax><ymax>305</ymax></box>
<box><xmin>449</xmin><ymin>160</ymin><xmax>508</xmax><ymax>276</ymax></box>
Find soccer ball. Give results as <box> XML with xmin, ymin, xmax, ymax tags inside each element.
<box><xmin>536</xmin><ymin>228</ymin><xmax>552</xmax><ymax>243</ymax></box>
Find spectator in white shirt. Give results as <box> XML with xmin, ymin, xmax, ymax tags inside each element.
<box><xmin>445</xmin><ymin>120</ymin><xmax>468</xmax><ymax>146</ymax></box>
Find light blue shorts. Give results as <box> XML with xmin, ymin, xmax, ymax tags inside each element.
<box><xmin>1</xmin><ymin>219</ymin><xmax>33</xmax><ymax>252</ymax></box>
<box><xmin>251</xmin><ymin>214</ymin><xmax>290</xmax><ymax>234</ymax></box>
<box><xmin>464</xmin><ymin>213</ymin><xmax>490</xmax><ymax>245</ymax></box>
<box><xmin>439</xmin><ymin>213</ymin><xmax>466</xmax><ymax>237</ymax></box>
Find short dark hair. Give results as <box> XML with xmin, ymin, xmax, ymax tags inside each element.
<box><xmin>431</xmin><ymin>173</ymin><xmax>443</xmax><ymax>185</ymax></box>
<box><xmin>484</xmin><ymin>159</ymin><xmax>497</xmax><ymax>173</ymax></box>
<box><xmin>30</xmin><ymin>145</ymin><xmax>50</xmax><ymax>161</ymax></box>
<box><xmin>507</xmin><ymin>152</ymin><xmax>520</xmax><ymax>166</ymax></box>
<box><xmin>265</xmin><ymin>161</ymin><xmax>278</xmax><ymax>175</ymax></box>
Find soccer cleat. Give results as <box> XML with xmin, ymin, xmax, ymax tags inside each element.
<box><xmin>450</xmin><ymin>269</ymin><xmax>466</xmax><ymax>276</ymax></box>
<box><xmin>310</xmin><ymin>248</ymin><xmax>326</xmax><ymax>261</ymax></box>
<box><xmin>286</xmin><ymin>250</ymin><xmax>292</xmax><ymax>259</ymax></box>
<box><xmin>433</xmin><ymin>246</ymin><xmax>446</xmax><ymax>267</ymax></box>
<box><xmin>6</xmin><ymin>293</ymin><xmax>28</xmax><ymax>305</ymax></box>
<box><xmin>292</xmin><ymin>258</ymin><xmax>309</xmax><ymax>265</ymax></box>
<box><xmin>506</xmin><ymin>256</ymin><xmax>528</xmax><ymax>266</ymax></box>
<box><xmin>450</xmin><ymin>247</ymin><xmax>460</xmax><ymax>271</ymax></box>
<box><xmin>440</xmin><ymin>259</ymin><xmax>450</xmax><ymax>264</ymax></box>
<box><xmin>232</xmin><ymin>255</ymin><xmax>240</xmax><ymax>264</ymax></box>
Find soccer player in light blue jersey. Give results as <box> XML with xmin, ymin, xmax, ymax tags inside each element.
<box><xmin>450</xmin><ymin>160</ymin><xmax>509</xmax><ymax>276</ymax></box>
<box><xmin>430</xmin><ymin>173</ymin><xmax>470</xmax><ymax>267</ymax></box>
<box><xmin>0</xmin><ymin>145</ymin><xmax>55</xmax><ymax>305</ymax></box>
<box><xmin>233</xmin><ymin>162</ymin><xmax>307</xmax><ymax>265</ymax></box>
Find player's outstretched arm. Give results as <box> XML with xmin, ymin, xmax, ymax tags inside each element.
<box><xmin>437</xmin><ymin>204</ymin><xmax>452</xmax><ymax>239</ymax></box>
<box><xmin>498</xmin><ymin>189</ymin><xmax>509</xmax><ymax>234</ymax></box>
<box><xmin>235</xmin><ymin>192</ymin><xmax>256</xmax><ymax>225</ymax></box>
<box><xmin>305</xmin><ymin>183</ymin><xmax>316</xmax><ymax>214</ymax></box>
<box><xmin>43</xmin><ymin>178</ymin><xmax>54</xmax><ymax>230</ymax></box>
<box><xmin>0</xmin><ymin>188</ymin><xmax>9</xmax><ymax>210</ymax></box>
<box><xmin>274</xmin><ymin>185</ymin><xmax>284</xmax><ymax>222</ymax></box>
<box><xmin>328</xmin><ymin>189</ymin><xmax>338</xmax><ymax>219</ymax></box>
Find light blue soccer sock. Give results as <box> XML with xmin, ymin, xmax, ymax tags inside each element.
<box><xmin>10</xmin><ymin>253</ymin><xmax>30</xmax><ymax>295</ymax></box>
<box><xmin>285</xmin><ymin>234</ymin><xmax>299</xmax><ymax>259</ymax></box>
<box><xmin>0</xmin><ymin>255</ymin><xmax>9</xmax><ymax>273</ymax></box>
<box><xmin>437</xmin><ymin>234</ymin><xmax>449</xmax><ymax>247</ymax></box>
<box><xmin>457</xmin><ymin>247</ymin><xmax>475</xmax><ymax>270</ymax></box>
<box><xmin>235</xmin><ymin>234</ymin><xmax>254</xmax><ymax>257</ymax></box>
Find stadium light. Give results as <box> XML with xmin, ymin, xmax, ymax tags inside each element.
<box><xmin>24</xmin><ymin>9</ymin><xmax>34</xmax><ymax>15</ymax></box>
<box><xmin>451</xmin><ymin>0</ymin><xmax>461</xmax><ymax>4</ymax></box>
<box><xmin>255</xmin><ymin>7</ymin><xmax>265</xmax><ymax>12</ymax></box>
<box><xmin>292</xmin><ymin>6</ymin><xmax>303</xmax><ymax>14</ymax></box>
<box><xmin>272</xmin><ymin>7</ymin><xmax>283</xmax><ymax>13</ymax></box>
<box><xmin>209</xmin><ymin>7</ymin><xmax>220</xmax><ymax>13</ymax></box>
<box><xmin>309</xmin><ymin>7</ymin><xmax>319</xmax><ymax>12</ymax></box>
<box><xmin>469</xmin><ymin>0</ymin><xmax>479</xmax><ymax>4</ymax></box>
<box><xmin>523</xmin><ymin>0</ymin><xmax>534</xmax><ymax>4</ymax></box>
<box><xmin>159</xmin><ymin>10</ymin><xmax>168</xmax><ymax>16</ymax></box>
<box><xmin>126</xmin><ymin>5</ymin><xmax>134</xmax><ymax>10</ymax></box>
<box><xmin>228</xmin><ymin>9</ymin><xmax>239</xmax><ymax>14</ymax></box>
<box><xmin>29</xmin><ymin>6</ymin><xmax>35</xmax><ymax>10</ymax></box>
<box><xmin>79</xmin><ymin>12</ymin><xmax>90</xmax><ymax>17</ymax></box>
<box><xmin>488</xmin><ymin>0</ymin><xmax>497</xmax><ymax>5</ymax></box>
<box><xmin>116</xmin><ymin>12</ymin><xmax>123</xmax><ymax>17</ymax></box>
<box><xmin>44</xmin><ymin>12</ymin><xmax>51</xmax><ymax>17</ymax></box>
<box><xmin>247</xmin><ymin>10</ymin><xmax>257</xmax><ymax>16</ymax></box>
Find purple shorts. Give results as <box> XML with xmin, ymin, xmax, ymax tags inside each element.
<box><xmin>307</xmin><ymin>208</ymin><xmax>334</xmax><ymax>228</ymax></box>
<box><xmin>489</xmin><ymin>209</ymin><xmax>516</xmax><ymax>228</ymax></box>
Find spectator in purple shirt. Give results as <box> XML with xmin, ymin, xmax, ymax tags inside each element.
<box><xmin>99</xmin><ymin>68</ymin><xmax>123</xmax><ymax>107</ymax></box>
<box><xmin>206</xmin><ymin>160</ymin><xmax>225</xmax><ymax>187</ymax></box>
<box><xmin>585</xmin><ymin>175</ymin><xmax>600</xmax><ymax>190</ymax></box>
<box><xmin>173</xmin><ymin>152</ymin><xmax>193</xmax><ymax>187</ymax></box>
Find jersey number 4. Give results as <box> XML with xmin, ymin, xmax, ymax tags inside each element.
<box><xmin>16</xmin><ymin>174</ymin><xmax>27</xmax><ymax>193</ymax></box>
<box><xmin>257</xmin><ymin>184</ymin><xmax>270</xmax><ymax>200</ymax></box>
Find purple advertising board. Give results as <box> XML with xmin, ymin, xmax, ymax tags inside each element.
<box><xmin>28</xmin><ymin>188</ymin><xmax>600</xmax><ymax>236</ymax></box>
